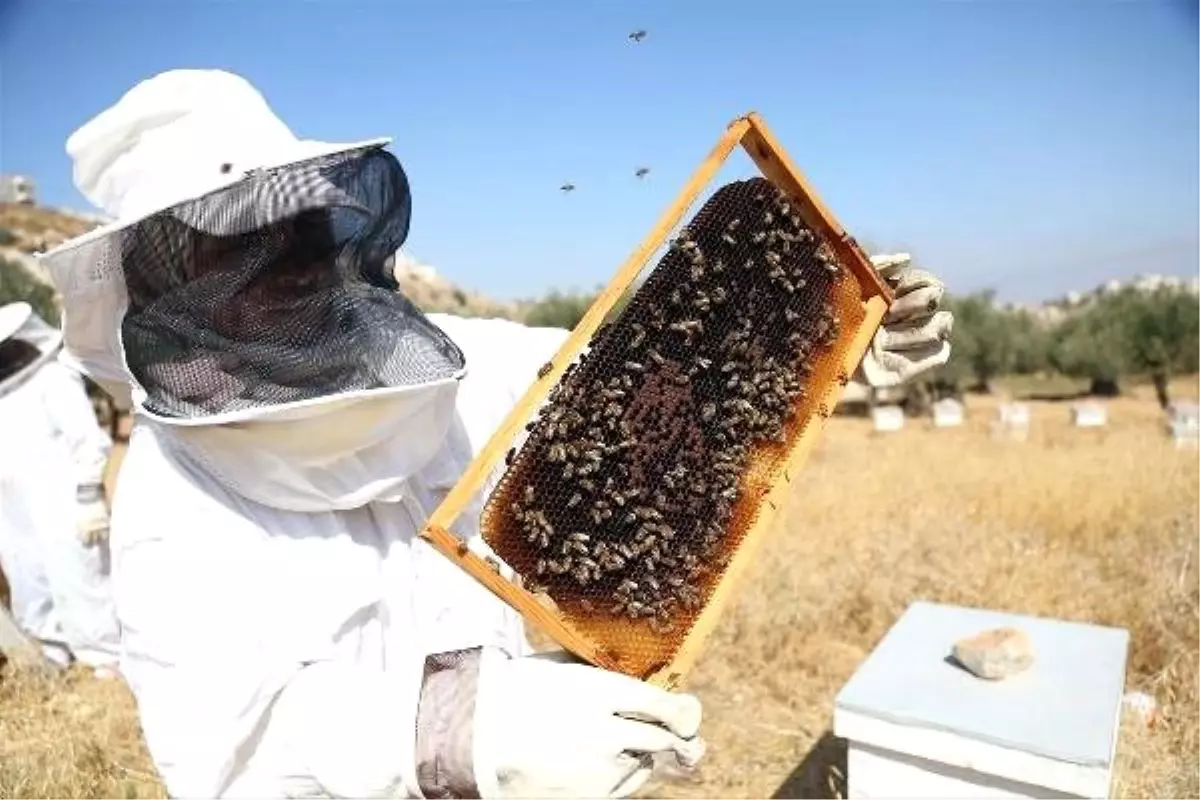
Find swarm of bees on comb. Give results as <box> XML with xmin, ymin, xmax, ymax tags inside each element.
<box><xmin>483</xmin><ymin>176</ymin><xmax>847</xmax><ymax>638</ymax></box>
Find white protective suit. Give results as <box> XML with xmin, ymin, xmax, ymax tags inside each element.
<box><xmin>0</xmin><ymin>303</ymin><xmax>120</xmax><ymax>670</ymax></box>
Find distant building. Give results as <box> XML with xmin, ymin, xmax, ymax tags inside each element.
<box><xmin>0</xmin><ymin>174</ymin><xmax>36</xmax><ymax>204</ymax></box>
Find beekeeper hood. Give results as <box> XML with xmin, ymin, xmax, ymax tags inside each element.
<box><xmin>37</xmin><ymin>70</ymin><xmax>468</xmax><ymax>511</ymax></box>
<box><xmin>0</xmin><ymin>301</ymin><xmax>64</xmax><ymax>397</ymax></box>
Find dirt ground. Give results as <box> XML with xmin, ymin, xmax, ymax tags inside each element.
<box><xmin>1</xmin><ymin>380</ymin><xmax>1197</xmax><ymax>799</ymax></box>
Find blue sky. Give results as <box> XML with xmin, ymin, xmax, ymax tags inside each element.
<box><xmin>1</xmin><ymin>0</ymin><xmax>1196</xmax><ymax>303</ymax></box>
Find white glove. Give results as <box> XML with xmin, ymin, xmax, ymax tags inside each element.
<box><xmin>75</xmin><ymin>484</ymin><xmax>110</xmax><ymax>546</ymax></box>
<box><xmin>472</xmin><ymin>649</ymin><xmax>705</xmax><ymax>799</ymax></box>
<box><xmin>854</xmin><ymin>253</ymin><xmax>954</xmax><ymax>388</ymax></box>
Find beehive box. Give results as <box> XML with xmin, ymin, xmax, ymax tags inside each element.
<box><xmin>419</xmin><ymin>113</ymin><xmax>893</xmax><ymax>687</ymax></box>
<box><xmin>1071</xmin><ymin>402</ymin><xmax>1108</xmax><ymax>429</ymax></box>
<box><xmin>932</xmin><ymin>398</ymin><xmax>964</xmax><ymax>428</ymax></box>
<box><xmin>871</xmin><ymin>405</ymin><xmax>906</xmax><ymax>433</ymax></box>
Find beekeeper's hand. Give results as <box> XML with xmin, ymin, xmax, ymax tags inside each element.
<box><xmin>75</xmin><ymin>483</ymin><xmax>110</xmax><ymax>546</ymax></box>
<box><xmin>473</xmin><ymin>649</ymin><xmax>705</xmax><ymax>798</ymax></box>
<box><xmin>855</xmin><ymin>253</ymin><xmax>954</xmax><ymax>388</ymax></box>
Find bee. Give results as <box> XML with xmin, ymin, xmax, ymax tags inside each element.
<box><xmin>624</xmin><ymin>360</ymin><xmax>645</xmax><ymax>373</ymax></box>
<box><xmin>567</xmin><ymin>492</ymin><xmax>582</xmax><ymax>508</ymax></box>
<box><xmin>505</xmin><ymin>448</ymin><xmax>516</xmax><ymax>466</ymax></box>
<box><xmin>752</xmin><ymin>231</ymin><xmax>766</xmax><ymax>244</ymax></box>
<box><xmin>485</xmin><ymin>556</ymin><xmax>502</xmax><ymax>572</ymax></box>
<box><xmin>630</xmin><ymin>324</ymin><xmax>646</xmax><ymax>349</ymax></box>
<box><xmin>538</xmin><ymin>361</ymin><xmax>553</xmax><ymax>379</ymax></box>
<box><xmin>722</xmin><ymin>233</ymin><xmax>737</xmax><ymax>246</ymax></box>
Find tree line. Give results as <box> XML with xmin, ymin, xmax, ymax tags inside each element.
<box><xmin>937</xmin><ymin>286</ymin><xmax>1198</xmax><ymax>407</ymax></box>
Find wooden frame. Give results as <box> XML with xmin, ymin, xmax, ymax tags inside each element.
<box><xmin>420</xmin><ymin>112</ymin><xmax>894</xmax><ymax>688</ymax></box>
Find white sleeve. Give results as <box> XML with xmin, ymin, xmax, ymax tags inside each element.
<box><xmin>37</xmin><ymin>362</ymin><xmax>112</xmax><ymax>490</ymax></box>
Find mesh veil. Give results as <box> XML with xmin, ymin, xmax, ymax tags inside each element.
<box><xmin>115</xmin><ymin>146</ymin><xmax>465</xmax><ymax>419</ymax></box>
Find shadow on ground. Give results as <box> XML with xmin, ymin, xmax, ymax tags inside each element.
<box><xmin>771</xmin><ymin>730</ymin><xmax>847</xmax><ymax>799</ymax></box>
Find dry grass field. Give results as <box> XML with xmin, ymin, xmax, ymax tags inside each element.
<box><xmin>1</xmin><ymin>380</ymin><xmax>1196</xmax><ymax>799</ymax></box>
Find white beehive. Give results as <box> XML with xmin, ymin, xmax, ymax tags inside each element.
<box><xmin>871</xmin><ymin>405</ymin><xmax>905</xmax><ymax>433</ymax></box>
<box><xmin>834</xmin><ymin>601</ymin><xmax>1129</xmax><ymax>800</ymax></box>
<box><xmin>1167</xmin><ymin>402</ymin><xmax>1199</xmax><ymax>448</ymax></box>
<box><xmin>1071</xmin><ymin>402</ymin><xmax>1108</xmax><ymax>428</ymax></box>
<box><xmin>931</xmin><ymin>398</ymin><xmax>964</xmax><ymax>428</ymax></box>
<box><xmin>993</xmin><ymin>403</ymin><xmax>1031</xmax><ymax>441</ymax></box>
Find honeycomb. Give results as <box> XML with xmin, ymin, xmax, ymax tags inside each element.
<box><xmin>481</xmin><ymin>176</ymin><xmax>868</xmax><ymax>678</ymax></box>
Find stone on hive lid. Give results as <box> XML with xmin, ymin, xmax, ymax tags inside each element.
<box><xmin>952</xmin><ymin>626</ymin><xmax>1034</xmax><ymax>680</ymax></box>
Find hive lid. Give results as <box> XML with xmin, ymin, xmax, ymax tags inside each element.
<box><xmin>835</xmin><ymin>601</ymin><xmax>1129</xmax><ymax>768</ymax></box>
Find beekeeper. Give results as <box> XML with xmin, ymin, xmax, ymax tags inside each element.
<box><xmin>0</xmin><ymin>301</ymin><xmax>120</xmax><ymax>673</ymax></box>
<box><xmin>39</xmin><ymin>70</ymin><xmax>952</xmax><ymax>799</ymax></box>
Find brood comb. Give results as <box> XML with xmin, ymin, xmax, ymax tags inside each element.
<box><xmin>420</xmin><ymin>113</ymin><xmax>893</xmax><ymax>689</ymax></box>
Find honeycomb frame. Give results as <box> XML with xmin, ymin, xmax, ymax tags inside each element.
<box><xmin>420</xmin><ymin>113</ymin><xmax>894</xmax><ymax>689</ymax></box>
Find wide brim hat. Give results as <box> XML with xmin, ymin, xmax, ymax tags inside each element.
<box><xmin>0</xmin><ymin>301</ymin><xmax>65</xmax><ymax>397</ymax></box>
<box><xmin>35</xmin><ymin>69</ymin><xmax>397</xmax><ymax>409</ymax></box>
